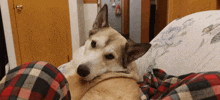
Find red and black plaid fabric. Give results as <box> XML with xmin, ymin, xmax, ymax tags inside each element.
<box><xmin>138</xmin><ymin>69</ymin><xmax>220</xmax><ymax>100</ymax></box>
<box><xmin>0</xmin><ymin>61</ymin><xmax>71</xmax><ymax>100</ymax></box>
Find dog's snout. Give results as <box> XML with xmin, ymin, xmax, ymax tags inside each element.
<box><xmin>77</xmin><ymin>65</ymin><xmax>90</xmax><ymax>77</ymax></box>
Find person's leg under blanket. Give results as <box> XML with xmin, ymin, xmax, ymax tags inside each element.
<box><xmin>0</xmin><ymin>61</ymin><xmax>70</xmax><ymax>100</ymax></box>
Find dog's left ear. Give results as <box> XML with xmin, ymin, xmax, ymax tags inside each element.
<box><xmin>92</xmin><ymin>4</ymin><xmax>109</xmax><ymax>30</ymax></box>
<box><xmin>123</xmin><ymin>43</ymin><xmax>151</xmax><ymax>68</ymax></box>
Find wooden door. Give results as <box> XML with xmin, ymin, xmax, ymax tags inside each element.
<box><xmin>168</xmin><ymin>0</ymin><xmax>218</xmax><ymax>23</ymax></box>
<box><xmin>8</xmin><ymin>0</ymin><xmax>72</xmax><ymax>67</ymax></box>
<box><xmin>155</xmin><ymin>0</ymin><xmax>168</xmax><ymax>36</ymax></box>
<box><xmin>155</xmin><ymin>0</ymin><xmax>218</xmax><ymax>36</ymax></box>
<box><xmin>84</xmin><ymin>0</ymin><xmax>98</xmax><ymax>3</ymax></box>
<box><xmin>141</xmin><ymin>0</ymin><xmax>150</xmax><ymax>43</ymax></box>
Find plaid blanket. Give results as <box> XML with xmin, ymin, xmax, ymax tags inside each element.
<box><xmin>138</xmin><ymin>69</ymin><xmax>220</xmax><ymax>100</ymax></box>
<box><xmin>0</xmin><ymin>61</ymin><xmax>71</xmax><ymax>100</ymax></box>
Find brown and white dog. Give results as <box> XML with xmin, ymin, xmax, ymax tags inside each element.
<box><xmin>60</xmin><ymin>4</ymin><xmax>151</xmax><ymax>100</ymax></box>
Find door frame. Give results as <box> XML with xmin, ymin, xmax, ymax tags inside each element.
<box><xmin>1</xmin><ymin>0</ymin><xmax>17</xmax><ymax>69</ymax></box>
<box><xmin>141</xmin><ymin>0</ymin><xmax>150</xmax><ymax>43</ymax></box>
<box><xmin>122</xmin><ymin>0</ymin><xmax>150</xmax><ymax>43</ymax></box>
<box><xmin>121</xmin><ymin>0</ymin><xmax>129</xmax><ymax>38</ymax></box>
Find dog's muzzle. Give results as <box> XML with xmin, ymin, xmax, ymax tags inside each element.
<box><xmin>77</xmin><ymin>64</ymin><xmax>90</xmax><ymax>77</ymax></box>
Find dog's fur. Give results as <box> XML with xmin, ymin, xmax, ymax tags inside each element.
<box><xmin>63</xmin><ymin>4</ymin><xmax>151</xmax><ymax>100</ymax></box>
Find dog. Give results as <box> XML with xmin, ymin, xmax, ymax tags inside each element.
<box><xmin>60</xmin><ymin>4</ymin><xmax>151</xmax><ymax>100</ymax></box>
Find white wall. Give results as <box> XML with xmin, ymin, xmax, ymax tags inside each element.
<box><xmin>77</xmin><ymin>0</ymin><xmax>86</xmax><ymax>46</ymax></box>
<box><xmin>84</xmin><ymin>4</ymin><xmax>98</xmax><ymax>39</ymax></box>
<box><xmin>68</xmin><ymin>0</ymin><xmax>81</xmax><ymax>55</ymax></box>
<box><xmin>65</xmin><ymin>1</ymin><xmax>98</xmax><ymax>57</ymax></box>
<box><xmin>130</xmin><ymin>0</ymin><xmax>141</xmax><ymax>43</ymax></box>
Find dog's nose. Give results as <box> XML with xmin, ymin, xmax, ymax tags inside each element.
<box><xmin>77</xmin><ymin>64</ymin><xmax>90</xmax><ymax>77</ymax></box>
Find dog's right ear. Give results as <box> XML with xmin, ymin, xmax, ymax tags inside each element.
<box><xmin>90</xmin><ymin>4</ymin><xmax>109</xmax><ymax>36</ymax></box>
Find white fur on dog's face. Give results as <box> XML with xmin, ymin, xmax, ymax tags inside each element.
<box><xmin>80</xmin><ymin>27</ymin><xmax>128</xmax><ymax>81</ymax></box>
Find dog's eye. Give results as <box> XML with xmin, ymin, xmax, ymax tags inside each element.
<box><xmin>91</xmin><ymin>40</ymin><xmax>96</xmax><ymax>48</ymax></box>
<box><xmin>105</xmin><ymin>54</ymin><xmax>114</xmax><ymax>60</ymax></box>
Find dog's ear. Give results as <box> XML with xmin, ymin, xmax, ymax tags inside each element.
<box><xmin>92</xmin><ymin>4</ymin><xmax>109</xmax><ymax>30</ymax></box>
<box><xmin>123</xmin><ymin>43</ymin><xmax>151</xmax><ymax>68</ymax></box>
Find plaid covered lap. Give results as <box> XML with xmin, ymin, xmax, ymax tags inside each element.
<box><xmin>138</xmin><ymin>69</ymin><xmax>220</xmax><ymax>100</ymax></box>
<box><xmin>0</xmin><ymin>61</ymin><xmax>71</xmax><ymax>100</ymax></box>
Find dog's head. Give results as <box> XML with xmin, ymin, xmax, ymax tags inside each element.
<box><xmin>77</xmin><ymin>4</ymin><xmax>151</xmax><ymax>81</ymax></box>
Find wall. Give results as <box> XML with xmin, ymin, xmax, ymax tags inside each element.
<box><xmin>101</xmin><ymin>0</ymin><xmax>121</xmax><ymax>33</ymax></box>
<box><xmin>84</xmin><ymin>4</ymin><xmax>98</xmax><ymax>39</ymax></box>
<box><xmin>68</xmin><ymin>0</ymin><xmax>81</xmax><ymax>55</ymax></box>
<box><xmin>130</xmin><ymin>0</ymin><xmax>141</xmax><ymax>43</ymax></box>
<box><xmin>77</xmin><ymin>0</ymin><xmax>86</xmax><ymax>46</ymax></box>
<box><xmin>69</xmin><ymin>1</ymin><xmax>97</xmax><ymax>55</ymax></box>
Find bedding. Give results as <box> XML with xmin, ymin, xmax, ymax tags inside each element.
<box><xmin>0</xmin><ymin>61</ymin><xmax>70</xmax><ymax>100</ymax></box>
<box><xmin>1</xmin><ymin>61</ymin><xmax>220</xmax><ymax>100</ymax></box>
<box><xmin>136</xmin><ymin>10</ymin><xmax>220</xmax><ymax>81</ymax></box>
<box><xmin>135</xmin><ymin>10</ymin><xmax>220</xmax><ymax>99</ymax></box>
<box><xmin>138</xmin><ymin>69</ymin><xmax>220</xmax><ymax>100</ymax></box>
